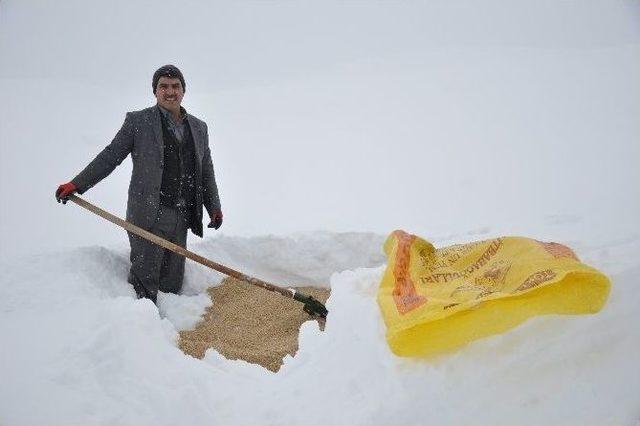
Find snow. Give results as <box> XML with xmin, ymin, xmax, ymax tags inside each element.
<box><xmin>1</xmin><ymin>225</ymin><xmax>639</xmax><ymax>425</ymax></box>
<box><xmin>1</xmin><ymin>1</ymin><xmax>639</xmax><ymax>424</ymax></box>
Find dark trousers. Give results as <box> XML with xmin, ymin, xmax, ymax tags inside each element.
<box><xmin>127</xmin><ymin>205</ymin><xmax>189</xmax><ymax>303</ymax></box>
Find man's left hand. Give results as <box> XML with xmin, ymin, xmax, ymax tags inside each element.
<box><xmin>208</xmin><ymin>210</ymin><xmax>223</xmax><ymax>230</ymax></box>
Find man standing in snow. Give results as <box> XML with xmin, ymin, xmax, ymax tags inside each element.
<box><xmin>55</xmin><ymin>65</ymin><xmax>223</xmax><ymax>303</ymax></box>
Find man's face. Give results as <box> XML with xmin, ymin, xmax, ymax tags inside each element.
<box><xmin>155</xmin><ymin>76</ymin><xmax>184</xmax><ymax>111</ymax></box>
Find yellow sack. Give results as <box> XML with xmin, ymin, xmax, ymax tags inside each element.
<box><xmin>377</xmin><ymin>230</ymin><xmax>610</xmax><ymax>357</ymax></box>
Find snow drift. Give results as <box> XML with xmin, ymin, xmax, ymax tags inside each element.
<box><xmin>1</xmin><ymin>228</ymin><xmax>638</xmax><ymax>425</ymax></box>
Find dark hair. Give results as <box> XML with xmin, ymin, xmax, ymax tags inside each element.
<box><xmin>152</xmin><ymin>65</ymin><xmax>186</xmax><ymax>94</ymax></box>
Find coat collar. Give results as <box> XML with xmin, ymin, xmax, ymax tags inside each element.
<box><xmin>151</xmin><ymin>105</ymin><xmax>164</xmax><ymax>158</ymax></box>
<box><xmin>186</xmin><ymin>111</ymin><xmax>204</xmax><ymax>163</ymax></box>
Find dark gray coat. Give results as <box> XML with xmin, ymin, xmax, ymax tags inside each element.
<box><xmin>72</xmin><ymin>105</ymin><xmax>221</xmax><ymax>237</ymax></box>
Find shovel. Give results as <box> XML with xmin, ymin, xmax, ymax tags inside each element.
<box><xmin>66</xmin><ymin>194</ymin><xmax>328</xmax><ymax>319</ymax></box>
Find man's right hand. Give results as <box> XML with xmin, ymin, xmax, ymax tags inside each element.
<box><xmin>55</xmin><ymin>182</ymin><xmax>77</xmax><ymax>204</ymax></box>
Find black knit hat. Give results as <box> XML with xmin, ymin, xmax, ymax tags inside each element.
<box><xmin>152</xmin><ymin>65</ymin><xmax>186</xmax><ymax>94</ymax></box>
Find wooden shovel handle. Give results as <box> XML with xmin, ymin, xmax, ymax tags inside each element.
<box><xmin>68</xmin><ymin>194</ymin><xmax>297</xmax><ymax>299</ymax></box>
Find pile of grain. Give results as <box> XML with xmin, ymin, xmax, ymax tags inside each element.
<box><xmin>179</xmin><ymin>277</ymin><xmax>330</xmax><ymax>372</ymax></box>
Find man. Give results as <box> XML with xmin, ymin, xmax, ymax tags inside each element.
<box><xmin>55</xmin><ymin>65</ymin><xmax>223</xmax><ymax>303</ymax></box>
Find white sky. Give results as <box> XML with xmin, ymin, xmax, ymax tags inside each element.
<box><xmin>1</xmin><ymin>0</ymin><xmax>639</xmax><ymax>257</ymax></box>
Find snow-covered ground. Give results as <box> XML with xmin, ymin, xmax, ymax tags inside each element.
<box><xmin>1</xmin><ymin>1</ymin><xmax>639</xmax><ymax>424</ymax></box>
<box><xmin>1</xmin><ymin>220</ymin><xmax>639</xmax><ymax>425</ymax></box>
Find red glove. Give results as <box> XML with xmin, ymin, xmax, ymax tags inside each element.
<box><xmin>207</xmin><ymin>210</ymin><xmax>223</xmax><ymax>230</ymax></box>
<box><xmin>55</xmin><ymin>182</ymin><xmax>77</xmax><ymax>204</ymax></box>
